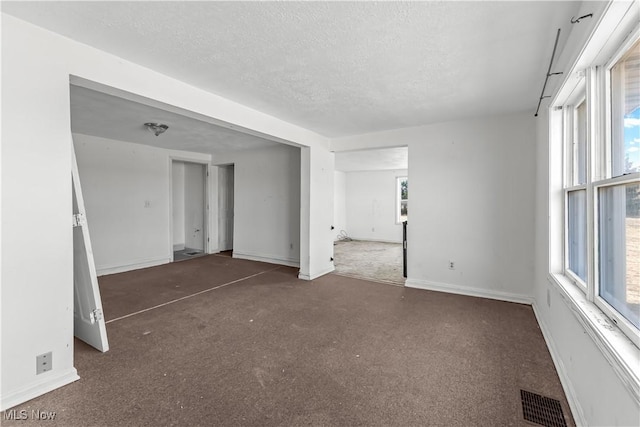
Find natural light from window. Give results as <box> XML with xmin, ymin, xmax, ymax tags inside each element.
<box><xmin>397</xmin><ymin>177</ymin><xmax>408</xmax><ymax>223</ymax></box>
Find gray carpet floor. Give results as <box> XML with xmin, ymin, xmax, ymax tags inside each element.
<box><xmin>2</xmin><ymin>255</ymin><xmax>573</xmax><ymax>426</ymax></box>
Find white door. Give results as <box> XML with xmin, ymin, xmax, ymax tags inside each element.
<box><xmin>72</xmin><ymin>146</ymin><xmax>109</xmax><ymax>352</ymax></box>
<box><xmin>171</xmin><ymin>162</ymin><xmax>186</xmax><ymax>251</ymax></box>
<box><xmin>184</xmin><ymin>162</ymin><xmax>205</xmax><ymax>251</ymax></box>
<box><xmin>218</xmin><ymin>165</ymin><xmax>234</xmax><ymax>251</ymax></box>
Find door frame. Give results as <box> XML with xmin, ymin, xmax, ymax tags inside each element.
<box><xmin>169</xmin><ymin>157</ymin><xmax>211</xmax><ymax>261</ymax></box>
<box><xmin>217</xmin><ymin>163</ymin><xmax>235</xmax><ymax>252</ymax></box>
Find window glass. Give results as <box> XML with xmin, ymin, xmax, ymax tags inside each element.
<box><xmin>575</xmin><ymin>101</ymin><xmax>587</xmax><ymax>185</ymax></box>
<box><xmin>568</xmin><ymin>189</ymin><xmax>587</xmax><ymax>281</ymax></box>
<box><xmin>610</xmin><ymin>39</ymin><xmax>640</xmax><ymax>177</ymax></box>
<box><xmin>398</xmin><ymin>177</ymin><xmax>408</xmax><ymax>223</ymax></box>
<box><xmin>598</xmin><ymin>182</ymin><xmax>640</xmax><ymax>328</ymax></box>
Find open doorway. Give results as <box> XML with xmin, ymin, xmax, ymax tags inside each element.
<box><xmin>332</xmin><ymin>147</ymin><xmax>408</xmax><ymax>285</ymax></box>
<box><xmin>172</xmin><ymin>160</ymin><xmax>208</xmax><ymax>261</ymax></box>
<box><xmin>218</xmin><ymin>164</ymin><xmax>235</xmax><ymax>256</ymax></box>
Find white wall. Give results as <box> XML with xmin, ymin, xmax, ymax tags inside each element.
<box><xmin>333</xmin><ymin>171</ymin><xmax>347</xmax><ymax>240</ymax></box>
<box><xmin>2</xmin><ymin>14</ymin><xmax>79</xmax><ymax>411</ymax></box>
<box><xmin>172</xmin><ymin>162</ymin><xmax>186</xmax><ymax>250</ymax></box>
<box><xmin>406</xmin><ymin>115</ymin><xmax>535</xmax><ymax>302</ymax></box>
<box><xmin>345</xmin><ymin>169</ymin><xmax>406</xmax><ymax>243</ymax></box>
<box><xmin>332</xmin><ymin>113</ymin><xmax>536</xmax><ymax>303</ymax></box>
<box><xmin>74</xmin><ymin>134</ymin><xmax>211</xmax><ymax>275</ymax></box>
<box><xmin>300</xmin><ymin>146</ymin><xmax>336</xmax><ymax>279</ymax></box>
<box><xmin>214</xmin><ymin>144</ymin><xmax>301</xmax><ymax>267</ymax></box>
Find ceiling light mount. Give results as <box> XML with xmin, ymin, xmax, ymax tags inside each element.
<box><xmin>144</xmin><ymin>122</ymin><xmax>169</xmax><ymax>136</ymax></box>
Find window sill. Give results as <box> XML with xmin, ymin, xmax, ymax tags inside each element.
<box><xmin>548</xmin><ymin>273</ymin><xmax>640</xmax><ymax>405</ymax></box>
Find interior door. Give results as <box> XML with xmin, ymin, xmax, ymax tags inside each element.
<box><xmin>218</xmin><ymin>165</ymin><xmax>234</xmax><ymax>251</ymax></box>
<box><xmin>72</xmin><ymin>145</ymin><xmax>109</xmax><ymax>352</ymax></box>
<box><xmin>184</xmin><ymin>162</ymin><xmax>205</xmax><ymax>251</ymax></box>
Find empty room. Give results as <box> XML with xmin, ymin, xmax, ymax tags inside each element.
<box><xmin>1</xmin><ymin>1</ymin><xmax>639</xmax><ymax>427</ymax></box>
<box><xmin>332</xmin><ymin>147</ymin><xmax>409</xmax><ymax>285</ymax></box>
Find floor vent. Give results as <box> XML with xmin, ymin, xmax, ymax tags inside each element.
<box><xmin>521</xmin><ymin>389</ymin><xmax>567</xmax><ymax>427</ymax></box>
<box><xmin>186</xmin><ymin>252</ymin><xmax>201</xmax><ymax>256</ymax></box>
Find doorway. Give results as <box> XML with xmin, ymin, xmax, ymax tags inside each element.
<box><xmin>172</xmin><ymin>160</ymin><xmax>207</xmax><ymax>261</ymax></box>
<box><xmin>218</xmin><ymin>164</ymin><xmax>235</xmax><ymax>255</ymax></box>
<box><xmin>332</xmin><ymin>147</ymin><xmax>408</xmax><ymax>284</ymax></box>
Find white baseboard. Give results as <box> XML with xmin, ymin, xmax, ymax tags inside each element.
<box><xmin>404</xmin><ymin>278</ymin><xmax>533</xmax><ymax>305</ymax></box>
<box><xmin>173</xmin><ymin>243</ymin><xmax>185</xmax><ymax>251</ymax></box>
<box><xmin>232</xmin><ymin>251</ymin><xmax>300</xmax><ymax>268</ymax></box>
<box><xmin>97</xmin><ymin>257</ymin><xmax>171</xmax><ymax>276</ymax></box>
<box><xmin>299</xmin><ymin>265</ymin><xmax>335</xmax><ymax>281</ymax></box>
<box><xmin>532</xmin><ymin>302</ymin><xmax>586</xmax><ymax>427</ymax></box>
<box><xmin>1</xmin><ymin>368</ymin><xmax>79</xmax><ymax>411</ymax></box>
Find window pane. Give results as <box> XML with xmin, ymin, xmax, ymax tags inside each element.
<box><xmin>574</xmin><ymin>101</ymin><xmax>587</xmax><ymax>185</ymax></box>
<box><xmin>599</xmin><ymin>182</ymin><xmax>640</xmax><ymax>328</ymax></box>
<box><xmin>568</xmin><ymin>190</ymin><xmax>587</xmax><ymax>281</ymax></box>
<box><xmin>397</xmin><ymin>177</ymin><xmax>408</xmax><ymax>222</ymax></box>
<box><xmin>610</xmin><ymin>39</ymin><xmax>640</xmax><ymax>177</ymax></box>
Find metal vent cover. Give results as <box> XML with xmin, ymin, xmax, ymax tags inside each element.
<box><xmin>521</xmin><ymin>389</ymin><xmax>568</xmax><ymax>427</ymax></box>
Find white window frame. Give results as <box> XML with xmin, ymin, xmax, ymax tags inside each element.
<box><xmin>593</xmin><ymin>175</ymin><xmax>640</xmax><ymax>342</ymax></box>
<box><xmin>548</xmin><ymin>1</ymin><xmax>640</xmax><ymax>406</ymax></box>
<box><xmin>563</xmin><ymin>187</ymin><xmax>588</xmax><ymax>291</ymax></box>
<box><xmin>563</xmin><ymin>89</ymin><xmax>588</xmax><ymax>293</ymax></box>
<box><xmin>592</xmin><ymin>29</ymin><xmax>640</xmax><ymax>342</ymax></box>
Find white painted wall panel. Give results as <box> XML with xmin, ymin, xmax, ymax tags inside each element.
<box><xmin>215</xmin><ymin>144</ymin><xmax>301</xmax><ymax>266</ymax></box>
<box><xmin>306</xmin><ymin>146</ymin><xmax>336</xmax><ymax>278</ymax></box>
<box><xmin>405</xmin><ymin>115</ymin><xmax>536</xmax><ymax>299</ymax></box>
<box><xmin>345</xmin><ymin>169</ymin><xmax>406</xmax><ymax>243</ymax></box>
<box><xmin>1</xmin><ymin>15</ymin><xmax>79</xmax><ymax>410</ymax></box>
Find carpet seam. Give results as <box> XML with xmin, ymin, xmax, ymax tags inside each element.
<box><xmin>105</xmin><ymin>266</ymin><xmax>282</xmax><ymax>324</ymax></box>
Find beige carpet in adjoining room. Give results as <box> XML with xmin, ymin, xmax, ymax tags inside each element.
<box><xmin>333</xmin><ymin>240</ymin><xmax>405</xmax><ymax>285</ymax></box>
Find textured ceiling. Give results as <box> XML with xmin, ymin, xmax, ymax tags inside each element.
<box><xmin>335</xmin><ymin>147</ymin><xmax>408</xmax><ymax>172</ymax></box>
<box><xmin>3</xmin><ymin>1</ymin><xmax>582</xmax><ymax>138</ymax></box>
<box><xmin>70</xmin><ymin>86</ymin><xmax>280</xmax><ymax>155</ymax></box>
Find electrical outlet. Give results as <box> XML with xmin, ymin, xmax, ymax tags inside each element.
<box><xmin>448</xmin><ymin>261</ymin><xmax>455</xmax><ymax>270</ymax></box>
<box><xmin>36</xmin><ymin>352</ymin><xmax>52</xmax><ymax>375</ymax></box>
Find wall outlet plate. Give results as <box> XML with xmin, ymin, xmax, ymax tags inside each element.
<box><xmin>36</xmin><ymin>352</ymin><xmax>52</xmax><ymax>375</ymax></box>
